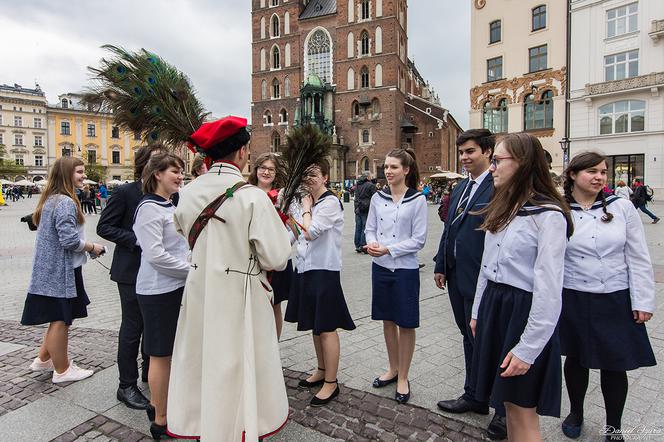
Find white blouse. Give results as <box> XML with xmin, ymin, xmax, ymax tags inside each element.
<box><xmin>472</xmin><ymin>204</ymin><xmax>569</xmax><ymax>365</ymax></box>
<box><xmin>365</xmin><ymin>188</ymin><xmax>428</xmax><ymax>270</ymax></box>
<box><xmin>294</xmin><ymin>191</ymin><xmax>344</xmax><ymax>273</ymax></box>
<box><xmin>564</xmin><ymin>196</ymin><xmax>655</xmax><ymax>313</ymax></box>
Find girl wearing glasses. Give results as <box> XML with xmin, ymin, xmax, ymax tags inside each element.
<box><xmin>559</xmin><ymin>152</ymin><xmax>655</xmax><ymax>441</ymax></box>
<box><xmin>248</xmin><ymin>152</ymin><xmax>294</xmax><ymax>339</ymax></box>
<box><xmin>470</xmin><ymin>133</ymin><xmax>573</xmax><ymax>440</ymax></box>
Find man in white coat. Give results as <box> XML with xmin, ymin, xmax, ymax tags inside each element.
<box><xmin>167</xmin><ymin>116</ymin><xmax>292</xmax><ymax>441</ymax></box>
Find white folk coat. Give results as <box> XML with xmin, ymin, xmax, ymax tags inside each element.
<box><xmin>167</xmin><ymin>162</ymin><xmax>291</xmax><ymax>441</ymax></box>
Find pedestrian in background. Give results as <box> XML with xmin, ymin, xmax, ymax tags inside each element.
<box><xmin>470</xmin><ymin>133</ymin><xmax>572</xmax><ymax>441</ymax></box>
<box><xmin>560</xmin><ymin>152</ymin><xmax>656</xmax><ymax>441</ymax></box>
<box><xmin>365</xmin><ymin>148</ymin><xmax>427</xmax><ymax>405</ymax></box>
<box><xmin>97</xmin><ymin>144</ymin><xmax>164</xmax><ymax>412</ymax></box>
<box><xmin>631</xmin><ymin>179</ymin><xmax>659</xmax><ymax>224</ymax></box>
<box><xmin>353</xmin><ymin>171</ymin><xmax>376</xmax><ymax>253</ymax></box>
<box><xmin>614</xmin><ymin>180</ymin><xmax>632</xmax><ymax>200</ymax></box>
<box><xmin>99</xmin><ymin>182</ymin><xmax>109</xmax><ymax>210</ymax></box>
<box><xmin>22</xmin><ymin>156</ymin><xmax>105</xmax><ymax>383</ymax></box>
<box><xmin>133</xmin><ymin>153</ymin><xmax>189</xmax><ymax>439</ymax></box>
<box><xmin>285</xmin><ymin>161</ymin><xmax>356</xmax><ymax>407</ymax></box>
<box><xmin>190</xmin><ymin>154</ymin><xmax>208</xmax><ymax>179</ymax></box>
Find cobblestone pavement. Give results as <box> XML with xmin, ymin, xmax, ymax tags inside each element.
<box><xmin>0</xmin><ymin>197</ymin><xmax>663</xmax><ymax>441</ymax></box>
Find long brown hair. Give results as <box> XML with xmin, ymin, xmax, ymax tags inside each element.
<box><xmin>386</xmin><ymin>148</ymin><xmax>420</xmax><ymax>190</ymax></box>
<box><xmin>248</xmin><ymin>152</ymin><xmax>286</xmax><ymax>188</ymax></box>
<box><xmin>563</xmin><ymin>151</ymin><xmax>613</xmax><ymax>222</ymax></box>
<box><xmin>33</xmin><ymin>156</ymin><xmax>85</xmax><ymax>226</ymax></box>
<box><xmin>479</xmin><ymin>132</ymin><xmax>572</xmax><ymax>234</ymax></box>
<box><xmin>141</xmin><ymin>153</ymin><xmax>185</xmax><ymax>195</ymax></box>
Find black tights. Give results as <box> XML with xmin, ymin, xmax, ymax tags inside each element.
<box><xmin>564</xmin><ymin>356</ymin><xmax>628</xmax><ymax>432</ymax></box>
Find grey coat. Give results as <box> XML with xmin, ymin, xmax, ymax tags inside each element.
<box><xmin>28</xmin><ymin>195</ymin><xmax>86</xmax><ymax>299</ymax></box>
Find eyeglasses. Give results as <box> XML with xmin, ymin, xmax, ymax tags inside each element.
<box><xmin>257</xmin><ymin>166</ymin><xmax>276</xmax><ymax>174</ymax></box>
<box><xmin>491</xmin><ymin>156</ymin><xmax>513</xmax><ymax>167</ymax></box>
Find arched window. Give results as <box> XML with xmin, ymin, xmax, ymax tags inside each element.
<box><xmin>279</xmin><ymin>109</ymin><xmax>288</xmax><ymax>124</ymax></box>
<box><xmin>352</xmin><ymin>100</ymin><xmax>360</xmax><ymax>118</ymax></box>
<box><xmin>348</xmin><ymin>0</ymin><xmax>354</xmax><ymax>22</ymax></box>
<box><xmin>399</xmin><ymin>34</ymin><xmax>405</xmax><ymax>61</ymax></box>
<box><xmin>271</xmin><ymin>0</ymin><xmax>278</xmax><ymax>5</ymax></box>
<box><xmin>271</xmin><ymin>14</ymin><xmax>280</xmax><ymax>37</ymax></box>
<box><xmin>361</xmin><ymin>156</ymin><xmax>370</xmax><ymax>171</ymax></box>
<box><xmin>375</xmin><ymin>64</ymin><xmax>383</xmax><ymax>87</ymax></box>
<box><xmin>272</xmin><ymin>132</ymin><xmax>281</xmax><ymax>152</ymax></box>
<box><xmin>285</xmin><ymin>43</ymin><xmax>291</xmax><ymax>66</ymax></box>
<box><xmin>483</xmin><ymin>99</ymin><xmax>508</xmax><ymax>134</ymax></box>
<box><xmin>261</xmin><ymin>80</ymin><xmax>267</xmax><ymax>100</ymax></box>
<box><xmin>375</xmin><ymin>26</ymin><xmax>383</xmax><ymax>53</ymax></box>
<box><xmin>284</xmin><ymin>76</ymin><xmax>291</xmax><ymax>97</ymax></box>
<box><xmin>306</xmin><ymin>28</ymin><xmax>333</xmax><ymax>83</ymax></box>
<box><xmin>272</xmin><ymin>46</ymin><xmax>280</xmax><ymax>69</ymax></box>
<box><xmin>362</xmin><ymin>129</ymin><xmax>370</xmax><ymax>144</ymax></box>
<box><xmin>260</xmin><ymin>48</ymin><xmax>266</xmax><ymax>70</ymax></box>
<box><xmin>272</xmin><ymin>78</ymin><xmax>281</xmax><ymax>98</ymax></box>
<box><xmin>263</xmin><ymin>110</ymin><xmax>273</xmax><ymax>125</ymax></box>
<box><xmin>361</xmin><ymin>0</ymin><xmax>370</xmax><ymax>20</ymax></box>
<box><xmin>260</xmin><ymin>17</ymin><xmax>266</xmax><ymax>39</ymax></box>
<box><xmin>360</xmin><ymin>66</ymin><xmax>370</xmax><ymax>88</ymax></box>
<box><xmin>524</xmin><ymin>91</ymin><xmax>553</xmax><ymax>130</ymax></box>
<box><xmin>361</xmin><ymin>31</ymin><xmax>370</xmax><ymax>55</ymax></box>
<box><xmin>532</xmin><ymin>5</ymin><xmax>547</xmax><ymax>31</ymax></box>
<box><xmin>599</xmin><ymin>100</ymin><xmax>645</xmax><ymax>134</ymax></box>
<box><xmin>347</xmin><ymin>32</ymin><xmax>354</xmax><ymax>58</ymax></box>
<box><xmin>347</xmin><ymin>67</ymin><xmax>355</xmax><ymax>90</ymax></box>
<box><xmin>284</xmin><ymin>12</ymin><xmax>290</xmax><ymax>34</ymax></box>
<box><xmin>61</xmin><ymin>98</ymin><xmax>68</xmax><ymax>109</ymax></box>
<box><xmin>372</xmin><ymin>98</ymin><xmax>380</xmax><ymax>116</ymax></box>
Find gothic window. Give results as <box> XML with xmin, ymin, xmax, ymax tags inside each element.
<box><xmin>284</xmin><ymin>11</ymin><xmax>290</xmax><ymax>34</ymax></box>
<box><xmin>260</xmin><ymin>48</ymin><xmax>266</xmax><ymax>70</ymax></box>
<box><xmin>272</xmin><ymin>78</ymin><xmax>281</xmax><ymax>98</ymax></box>
<box><xmin>306</xmin><ymin>29</ymin><xmax>332</xmax><ymax>83</ymax></box>
<box><xmin>260</xmin><ymin>17</ymin><xmax>266</xmax><ymax>39</ymax></box>
<box><xmin>482</xmin><ymin>99</ymin><xmax>508</xmax><ymax>134</ymax></box>
<box><xmin>285</xmin><ymin>43</ymin><xmax>291</xmax><ymax>66</ymax></box>
<box><xmin>261</xmin><ymin>80</ymin><xmax>267</xmax><ymax>100</ymax></box>
<box><xmin>264</xmin><ymin>110</ymin><xmax>273</xmax><ymax>125</ymax></box>
<box><xmin>362</xmin><ymin>129</ymin><xmax>370</xmax><ymax>144</ymax></box>
<box><xmin>272</xmin><ymin>46</ymin><xmax>280</xmax><ymax>69</ymax></box>
<box><xmin>271</xmin><ymin>14</ymin><xmax>280</xmax><ymax>37</ymax></box>
<box><xmin>347</xmin><ymin>67</ymin><xmax>355</xmax><ymax>90</ymax></box>
<box><xmin>375</xmin><ymin>26</ymin><xmax>383</xmax><ymax>53</ymax></box>
<box><xmin>375</xmin><ymin>64</ymin><xmax>383</xmax><ymax>87</ymax></box>
<box><xmin>371</xmin><ymin>98</ymin><xmax>380</xmax><ymax>116</ymax></box>
<box><xmin>284</xmin><ymin>76</ymin><xmax>291</xmax><ymax>97</ymax></box>
<box><xmin>361</xmin><ymin>0</ymin><xmax>370</xmax><ymax>20</ymax></box>
<box><xmin>347</xmin><ymin>32</ymin><xmax>354</xmax><ymax>58</ymax></box>
<box><xmin>376</xmin><ymin>0</ymin><xmax>383</xmax><ymax>17</ymax></box>
<box><xmin>361</xmin><ymin>157</ymin><xmax>370</xmax><ymax>171</ymax></box>
<box><xmin>352</xmin><ymin>100</ymin><xmax>360</xmax><ymax>118</ymax></box>
<box><xmin>348</xmin><ymin>0</ymin><xmax>354</xmax><ymax>22</ymax></box>
<box><xmin>271</xmin><ymin>0</ymin><xmax>278</xmax><ymax>6</ymax></box>
<box><xmin>524</xmin><ymin>91</ymin><xmax>553</xmax><ymax>130</ymax></box>
<box><xmin>272</xmin><ymin>132</ymin><xmax>281</xmax><ymax>152</ymax></box>
<box><xmin>361</xmin><ymin>31</ymin><xmax>370</xmax><ymax>55</ymax></box>
<box><xmin>279</xmin><ymin>109</ymin><xmax>288</xmax><ymax>124</ymax></box>
<box><xmin>361</xmin><ymin>66</ymin><xmax>370</xmax><ymax>88</ymax></box>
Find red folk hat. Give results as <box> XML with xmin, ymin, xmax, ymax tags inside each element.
<box><xmin>189</xmin><ymin>116</ymin><xmax>250</xmax><ymax>160</ymax></box>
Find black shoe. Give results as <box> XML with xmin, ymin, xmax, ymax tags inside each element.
<box><xmin>561</xmin><ymin>413</ymin><xmax>583</xmax><ymax>439</ymax></box>
<box><xmin>150</xmin><ymin>422</ymin><xmax>168</xmax><ymax>440</ymax></box>
<box><xmin>117</xmin><ymin>385</ymin><xmax>150</xmax><ymax>410</ymax></box>
<box><xmin>298</xmin><ymin>367</ymin><xmax>325</xmax><ymax>389</ymax></box>
<box><xmin>486</xmin><ymin>414</ymin><xmax>507</xmax><ymax>440</ymax></box>
<box><xmin>395</xmin><ymin>381</ymin><xmax>410</xmax><ymax>404</ymax></box>
<box><xmin>310</xmin><ymin>380</ymin><xmax>339</xmax><ymax>407</ymax></box>
<box><xmin>146</xmin><ymin>404</ymin><xmax>155</xmax><ymax>422</ymax></box>
<box><xmin>372</xmin><ymin>373</ymin><xmax>398</xmax><ymax>388</ymax></box>
<box><xmin>436</xmin><ymin>396</ymin><xmax>489</xmax><ymax>415</ymax></box>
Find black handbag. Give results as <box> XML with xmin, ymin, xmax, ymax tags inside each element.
<box><xmin>20</xmin><ymin>213</ymin><xmax>38</xmax><ymax>231</ymax></box>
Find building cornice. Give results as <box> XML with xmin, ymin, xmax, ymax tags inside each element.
<box><xmin>580</xmin><ymin>72</ymin><xmax>664</xmax><ymax>99</ymax></box>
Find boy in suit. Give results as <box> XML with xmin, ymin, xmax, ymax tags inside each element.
<box><xmin>434</xmin><ymin>129</ymin><xmax>506</xmax><ymax>440</ymax></box>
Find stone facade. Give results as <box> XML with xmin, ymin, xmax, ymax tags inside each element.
<box><xmin>250</xmin><ymin>0</ymin><xmax>461</xmax><ymax>183</ymax></box>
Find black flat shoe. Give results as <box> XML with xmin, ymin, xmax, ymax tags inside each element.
<box><xmin>146</xmin><ymin>404</ymin><xmax>155</xmax><ymax>422</ymax></box>
<box><xmin>486</xmin><ymin>413</ymin><xmax>507</xmax><ymax>440</ymax></box>
<box><xmin>436</xmin><ymin>396</ymin><xmax>489</xmax><ymax>415</ymax></box>
<box><xmin>395</xmin><ymin>381</ymin><xmax>410</xmax><ymax>404</ymax></box>
<box><xmin>310</xmin><ymin>380</ymin><xmax>339</xmax><ymax>407</ymax></box>
<box><xmin>117</xmin><ymin>385</ymin><xmax>150</xmax><ymax>410</ymax></box>
<box><xmin>372</xmin><ymin>373</ymin><xmax>398</xmax><ymax>388</ymax></box>
<box><xmin>150</xmin><ymin>422</ymin><xmax>168</xmax><ymax>440</ymax></box>
<box><xmin>561</xmin><ymin>413</ymin><xmax>583</xmax><ymax>439</ymax></box>
<box><xmin>298</xmin><ymin>367</ymin><xmax>325</xmax><ymax>389</ymax></box>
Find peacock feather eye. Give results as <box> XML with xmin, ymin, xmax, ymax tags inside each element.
<box><xmin>152</xmin><ymin>106</ymin><xmax>162</xmax><ymax>114</ymax></box>
<box><xmin>147</xmin><ymin>77</ymin><xmax>156</xmax><ymax>85</ymax></box>
<box><xmin>134</xmin><ymin>86</ymin><xmax>142</xmax><ymax>95</ymax></box>
<box><xmin>150</xmin><ymin>132</ymin><xmax>159</xmax><ymax>140</ymax></box>
<box><xmin>147</xmin><ymin>56</ymin><xmax>157</xmax><ymax>64</ymax></box>
<box><xmin>130</xmin><ymin>106</ymin><xmax>138</xmax><ymax>114</ymax></box>
<box><xmin>116</xmin><ymin>65</ymin><xmax>127</xmax><ymax>74</ymax></box>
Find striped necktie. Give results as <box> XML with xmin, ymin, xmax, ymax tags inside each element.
<box><xmin>450</xmin><ymin>180</ymin><xmax>476</xmax><ymax>225</ymax></box>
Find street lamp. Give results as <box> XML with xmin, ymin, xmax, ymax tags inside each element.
<box><xmin>559</xmin><ymin>137</ymin><xmax>570</xmax><ymax>170</ymax></box>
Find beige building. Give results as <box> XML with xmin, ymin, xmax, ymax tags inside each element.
<box><xmin>469</xmin><ymin>0</ymin><xmax>568</xmax><ymax>172</ymax></box>
<box><xmin>0</xmin><ymin>84</ymin><xmax>49</xmax><ymax>181</ymax></box>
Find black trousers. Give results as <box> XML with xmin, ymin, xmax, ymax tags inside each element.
<box><xmin>117</xmin><ymin>283</ymin><xmax>148</xmax><ymax>388</ymax></box>
<box><xmin>447</xmin><ymin>270</ymin><xmax>505</xmax><ymax>416</ymax></box>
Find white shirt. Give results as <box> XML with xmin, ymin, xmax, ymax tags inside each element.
<box><xmin>564</xmin><ymin>196</ymin><xmax>655</xmax><ymax>313</ymax></box>
<box><xmin>134</xmin><ymin>195</ymin><xmax>190</xmax><ymax>295</ymax></box>
<box><xmin>614</xmin><ymin>186</ymin><xmax>632</xmax><ymax>200</ymax></box>
<box><xmin>464</xmin><ymin>168</ymin><xmax>491</xmax><ymax>205</ymax></box>
<box><xmin>294</xmin><ymin>191</ymin><xmax>343</xmax><ymax>273</ymax></box>
<box><xmin>472</xmin><ymin>204</ymin><xmax>568</xmax><ymax>364</ymax></box>
<box><xmin>365</xmin><ymin>188</ymin><xmax>428</xmax><ymax>270</ymax></box>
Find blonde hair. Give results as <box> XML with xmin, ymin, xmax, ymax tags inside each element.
<box><xmin>33</xmin><ymin>157</ymin><xmax>85</xmax><ymax>226</ymax></box>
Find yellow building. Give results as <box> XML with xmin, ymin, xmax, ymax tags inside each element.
<box><xmin>47</xmin><ymin>93</ymin><xmax>139</xmax><ymax>181</ymax></box>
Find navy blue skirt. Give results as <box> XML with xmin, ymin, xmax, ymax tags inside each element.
<box><xmin>270</xmin><ymin>260</ymin><xmax>293</xmax><ymax>305</ymax></box>
<box><xmin>21</xmin><ymin>267</ymin><xmax>90</xmax><ymax>326</ymax></box>
<box><xmin>371</xmin><ymin>263</ymin><xmax>420</xmax><ymax>328</ymax></box>
<box><xmin>560</xmin><ymin>288</ymin><xmax>656</xmax><ymax>371</ymax></box>
<box><xmin>284</xmin><ymin>270</ymin><xmax>356</xmax><ymax>336</ymax></box>
<box><xmin>471</xmin><ymin>281</ymin><xmax>562</xmax><ymax>417</ymax></box>
<box><xmin>137</xmin><ymin>287</ymin><xmax>184</xmax><ymax>357</ymax></box>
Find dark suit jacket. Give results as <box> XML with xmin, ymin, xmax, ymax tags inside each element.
<box><xmin>97</xmin><ymin>181</ymin><xmax>143</xmax><ymax>284</ymax></box>
<box><xmin>434</xmin><ymin>174</ymin><xmax>494</xmax><ymax>299</ymax></box>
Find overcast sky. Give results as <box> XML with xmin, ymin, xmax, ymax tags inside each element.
<box><xmin>0</xmin><ymin>1</ymin><xmax>470</xmax><ymax>128</ymax></box>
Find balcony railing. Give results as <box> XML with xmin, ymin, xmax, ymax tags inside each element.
<box><xmin>650</xmin><ymin>20</ymin><xmax>664</xmax><ymax>41</ymax></box>
<box><xmin>585</xmin><ymin>72</ymin><xmax>664</xmax><ymax>96</ymax></box>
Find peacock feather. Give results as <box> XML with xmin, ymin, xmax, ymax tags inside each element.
<box><xmin>80</xmin><ymin>45</ymin><xmax>209</xmax><ymax>149</ymax></box>
<box><xmin>279</xmin><ymin>124</ymin><xmax>332</xmax><ymax>215</ymax></box>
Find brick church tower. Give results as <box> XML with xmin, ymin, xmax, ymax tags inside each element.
<box><xmin>251</xmin><ymin>0</ymin><xmax>462</xmax><ymax>183</ymax></box>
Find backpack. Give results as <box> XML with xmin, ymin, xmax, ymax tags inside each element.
<box><xmin>645</xmin><ymin>185</ymin><xmax>654</xmax><ymax>202</ymax></box>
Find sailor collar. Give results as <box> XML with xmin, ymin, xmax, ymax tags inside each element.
<box><xmin>377</xmin><ymin>187</ymin><xmax>421</xmax><ymax>204</ymax></box>
<box><xmin>314</xmin><ymin>190</ymin><xmax>344</xmax><ymax>210</ymax></box>
<box><xmin>569</xmin><ymin>194</ymin><xmax>620</xmax><ymax>211</ymax></box>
